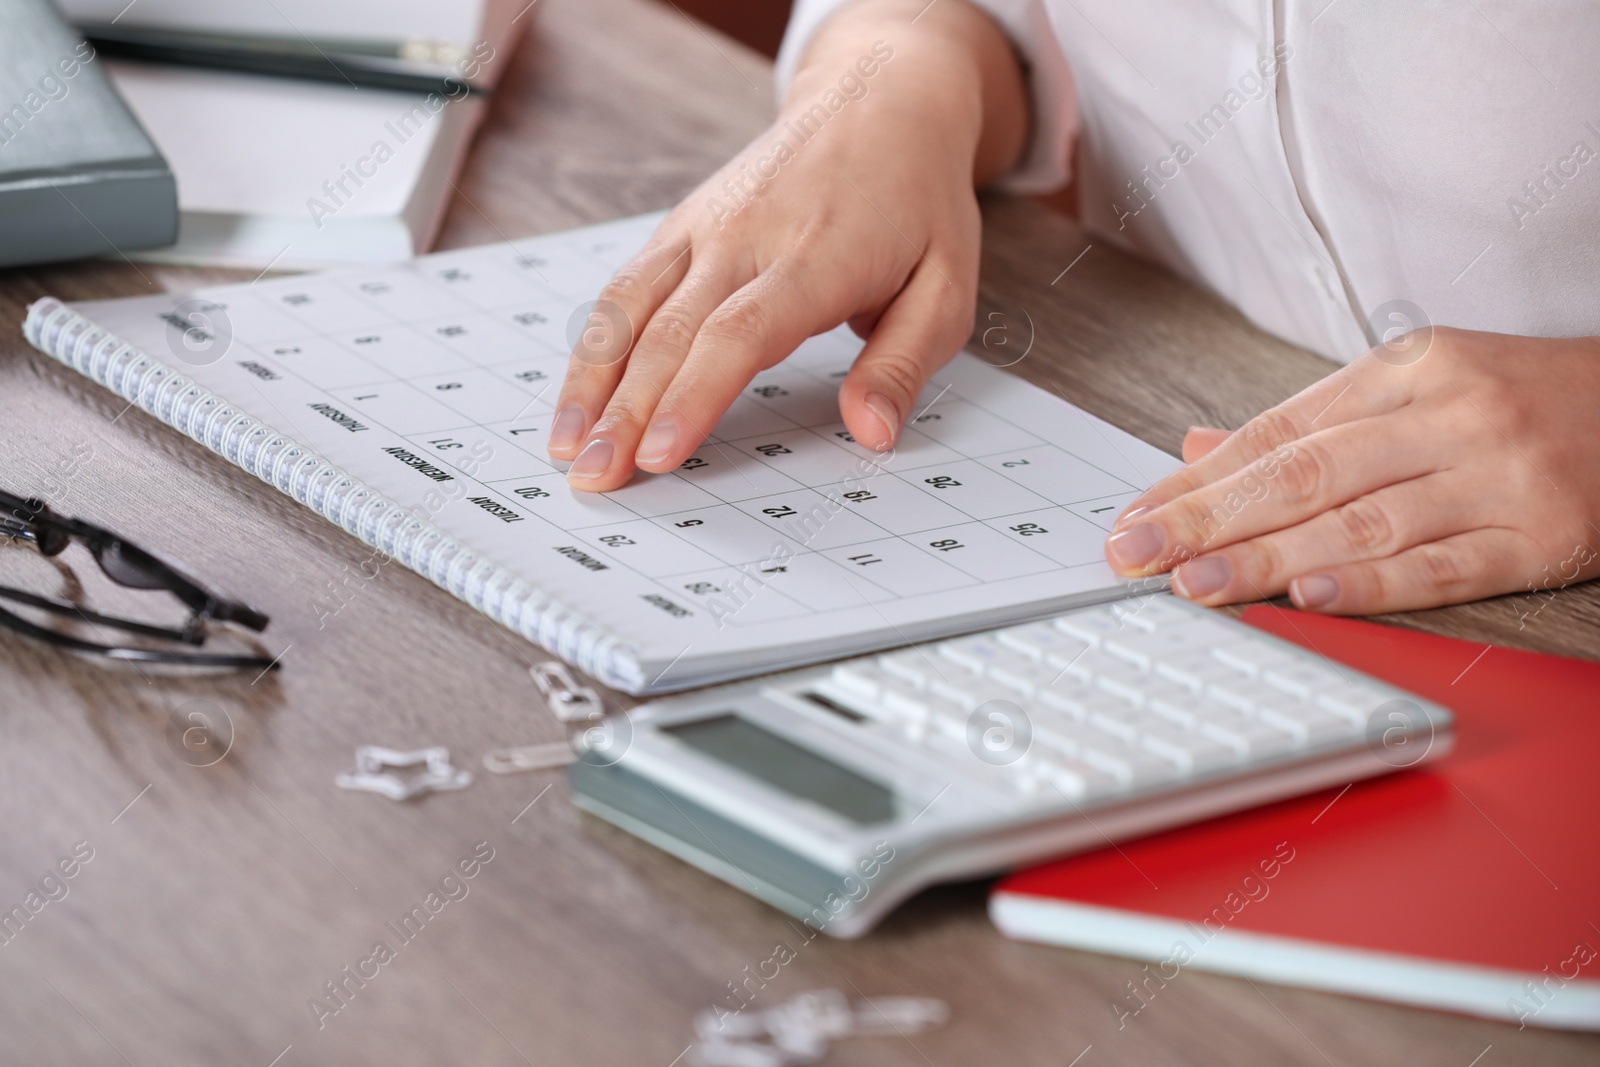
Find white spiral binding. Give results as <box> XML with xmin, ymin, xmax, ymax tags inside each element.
<box><xmin>22</xmin><ymin>297</ymin><xmax>643</xmax><ymax>693</ymax></box>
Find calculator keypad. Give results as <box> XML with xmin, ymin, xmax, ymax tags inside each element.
<box><xmin>811</xmin><ymin>598</ymin><xmax>1393</xmax><ymax>806</ymax></box>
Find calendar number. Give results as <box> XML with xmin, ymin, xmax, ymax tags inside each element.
<box><xmin>358</xmin><ymin>281</ymin><xmax>391</xmax><ymax>295</ymax></box>
<box><xmin>929</xmin><ymin>538</ymin><xmax>965</xmax><ymax>552</ymax></box>
<box><xmin>842</xmin><ymin>490</ymin><xmax>876</xmax><ymax>503</ymax></box>
<box><xmin>924</xmin><ymin>475</ymin><xmax>963</xmax><ymax>489</ymax></box>
<box><xmin>436</xmin><ymin>325</ymin><xmax>467</xmax><ymax>338</ymax></box>
<box><xmin>680</xmin><ymin>456</ymin><xmax>709</xmax><ymax>471</ymax></box>
<box><xmin>675</xmin><ymin>519</ymin><xmax>704</xmax><ymax>528</ymax></box>
<box><xmin>435</xmin><ymin>382</ymin><xmax>463</xmax><ymax>391</ymax></box>
<box><xmin>1001</xmin><ymin>457</ymin><xmax>1030</xmax><ymax>468</ymax></box>
<box><xmin>427</xmin><ymin>437</ymin><xmax>464</xmax><ymax>450</ymax></box>
<box><xmin>847</xmin><ymin>553</ymin><xmax>882</xmax><ymax>566</ymax></box>
<box><xmin>282</xmin><ymin>293</ymin><xmax>312</xmax><ymax>306</ymax></box>
<box><xmin>438</xmin><ymin>268</ymin><xmax>471</xmax><ymax>283</ymax></box>
<box><xmin>599</xmin><ymin>534</ymin><xmax>636</xmax><ymax>546</ymax></box>
<box><xmin>513</xmin><ymin>311</ymin><xmax>548</xmax><ymax>326</ymax></box>
<box><xmin>752</xmin><ymin>385</ymin><xmax>789</xmax><ymax>399</ymax></box>
<box><xmin>1010</xmin><ymin>522</ymin><xmax>1048</xmax><ymax>536</ymax></box>
<box><xmin>512</xmin><ymin>485</ymin><xmax>550</xmax><ymax>499</ymax></box>
<box><xmin>514</xmin><ymin>369</ymin><xmax>547</xmax><ymax>382</ymax></box>
<box><xmin>754</xmin><ymin>443</ymin><xmax>791</xmax><ymax>457</ymax></box>
<box><xmin>354</xmin><ymin>335</ymin><xmax>381</xmax><ymax>345</ymax></box>
<box><xmin>762</xmin><ymin>505</ymin><xmax>797</xmax><ymax>518</ymax></box>
<box><xmin>684</xmin><ymin>581</ymin><xmax>719</xmax><ymax>595</ymax></box>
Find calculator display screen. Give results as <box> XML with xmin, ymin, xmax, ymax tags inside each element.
<box><xmin>663</xmin><ymin>714</ymin><xmax>896</xmax><ymax>825</ymax></box>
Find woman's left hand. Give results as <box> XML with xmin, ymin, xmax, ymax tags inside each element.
<box><xmin>1104</xmin><ymin>327</ymin><xmax>1600</xmax><ymax>614</ymax></box>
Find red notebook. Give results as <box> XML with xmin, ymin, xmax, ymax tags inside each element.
<box><xmin>989</xmin><ymin>608</ymin><xmax>1600</xmax><ymax>1031</ymax></box>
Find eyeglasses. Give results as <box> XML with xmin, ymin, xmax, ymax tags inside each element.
<box><xmin>0</xmin><ymin>489</ymin><xmax>278</xmax><ymax>671</ymax></box>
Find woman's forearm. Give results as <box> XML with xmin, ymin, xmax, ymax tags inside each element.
<box><xmin>785</xmin><ymin>0</ymin><xmax>1031</xmax><ymax>187</ymax></box>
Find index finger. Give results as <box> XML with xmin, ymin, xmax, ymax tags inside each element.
<box><xmin>635</xmin><ymin>255</ymin><xmax>847</xmax><ymax>473</ymax></box>
<box><xmin>547</xmin><ymin>233</ymin><xmax>692</xmax><ymax>460</ymax></box>
<box><xmin>1116</xmin><ymin>358</ymin><xmax>1400</xmax><ymax>526</ymax></box>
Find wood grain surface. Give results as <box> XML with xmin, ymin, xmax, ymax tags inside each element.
<box><xmin>0</xmin><ymin>1</ymin><xmax>1594</xmax><ymax>1064</ymax></box>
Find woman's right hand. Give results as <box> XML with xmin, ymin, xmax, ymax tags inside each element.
<box><xmin>547</xmin><ymin>0</ymin><xmax>1029</xmax><ymax>491</ymax></box>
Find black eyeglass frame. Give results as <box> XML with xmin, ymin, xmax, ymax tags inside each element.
<box><xmin>0</xmin><ymin>489</ymin><xmax>276</xmax><ymax>670</ymax></box>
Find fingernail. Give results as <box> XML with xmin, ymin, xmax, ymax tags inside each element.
<box><xmin>1291</xmin><ymin>574</ymin><xmax>1340</xmax><ymax>610</ymax></box>
<box><xmin>636</xmin><ymin>418</ymin><xmax>679</xmax><ymax>466</ymax></box>
<box><xmin>569</xmin><ymin>438</ymin><xmax>614</xmax><ymax>481</ymax></box>
<box><xmin>1106</xmin><ymin>523</ymin><xmax>1164</xmax><ymax>570</ymax></box>
<box><xmin>1114</xmin><ymin>504</ymin><xmax>1152</xmax><ymax>529</ymax></box>
<box><xmin>863</xmin><ymin>392</ymin><xmax>901</xmax><ymax>446</ymax></box>
<box><xmin>550</xmin><ymin>404</ymin><xmax>585</xmax><ymax>454</ymax></box>
<box><xmin>1174</xmin><ymin>556</ymin><xmax>1232</xmax><ymax>599</ymax></box>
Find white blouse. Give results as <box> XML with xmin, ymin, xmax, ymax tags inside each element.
<box><xmin>776</xmin><ymin>0</ymin><xmax>1600</xmax><ymax>363</ymax></box>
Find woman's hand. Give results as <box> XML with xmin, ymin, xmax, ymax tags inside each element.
<box><xmin>547</xmin><ymin>0</ymin><xmax>1028</xmax><ymax>491</ymax></box>
<box><xmin>1106</xmin><ymin>328</ymin><xmax>1600</xmax><ymax>613</ymax></box>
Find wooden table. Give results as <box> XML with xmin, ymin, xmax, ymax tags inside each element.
<box><xmin>2</xmin><ymin>1</ymin><xmax>1595</xmax><ymax>1064</ymax></box>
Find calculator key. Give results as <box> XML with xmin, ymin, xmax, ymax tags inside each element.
<box><xmin>1315</xmin><ymin>686</ymin><xmax>1391</xmax><ymax>724</ymax></box>
<box><xmin>1036</xmin><ymin>685</ymin><xmax>1091</xmax><ymax>720</ymax></box>
<box><xmin>1104</xmin><ymin>626</ymin><xmax>1202</xmax><ymax>668</ymax></box>
<box><xmin>1137</xmin><ymin>734</ymin><xmax>1197</xmax><ymax>772</ymax></box>
<box><xmin>1093</xmin><ymin>660</ymin><xmax>1152</xmax><ymax>705</ymax></box>
<box><xmin>1140</xmin><ymin>684</ymin><xmax>1199</xmax><ymax>716</ymax></box>
<box><xmin>1054</xmin><ymin>609</ymin><xmax>1124</xmax><ymax>645</ymax></box>
<box><xmin>1088</xmin><ymin>710</ymin><xmax>1140</xmax><ymax>744</ymax></box>
<box><xmin>878</xmin><ymin>650</ymin><xmax>932</xmax><ymax>687</ymax></box>
<box><xmin>1080</xmin><ymin>742</ymin><xmax>1180</xmax><ymax>788</ymax></box>
<box><xmin>1140</xmin><ymin>734</ymin><xmax>1239</xmax><ymax>774</ymax></box>
<box><xmin>995</xmin><ymin>623</ymin><xmax>1089</xmax><ymax>665</ymax></box>
<box><xmin>1211</xmin><ymin>641</ymin><xmax>1297</xmax><ymax>678</ymax></box>
<box><xmin>1156</xmin><ymin>654</ymin><xmax>1237</xmax><ymax>693</ymax></box>
<box><xmin>927</xmin><ymin>706</ymin><xmax>969</xmax><ymax>741</ymax></box>
<box><xmin>1107</xmin><ymin>600</ymin><xmax>1157</xmax><ymax>632</ymax></box>
<box><xmin>928</xmin><ymin>675</ymin><xmax>986</xmax><ymax>709</ymax></box>
<box><xmin>1203</xmin><ymin>680</ymin><xmax>1257</xmax><ymax>713</ymax></box>
<box><xmin>1200</xmin><ymin>714</ymin><xmax>1300</xmax><ymax>758</ymax></box>
<box><xmin>937</xmin><ymin>636</ymin><xmax>1013</xmax><ymax>673</ymax></box>
<box><xmin>1029</xmin><ymin>715</ymin><xmax>1089</xmax><ymax>755</ymax></box>
<box><xmin>987</xmin><ymin>659</ymin><xmax>1060</xmax><ymax>696</ymax></box>
<box><xmin>1036</xmin><ymin>757</ymin><xmax>1124</xmax><ymax>802</ymax></box>
<box><xmin>1125</xmin><ymin>596</ymin><xmax>1203</xmax><ymax>627</ymax></box>
<box><xmin>881</xmin><ymin>686</ymin><xmax>934</xmax><ymax>724</ymax></box>
<box><xmin>1147</xmin><ymin>693</ymin><xmax>1200</xmax><ymax>729</ymax></box>
<box><xmin>1256</xmin><ymin>704</ymin><xmax>1357</xmax><ymax>747</ymax></box>
<box><xmin>829</xmin><ymin>663</ymin><xmax>890</xmax><ymax>699</ymax></box>
<box><xmin>1263</xmin><ymin>660</ymin><xmax>1347</xmax><ymax>700</ymax></box>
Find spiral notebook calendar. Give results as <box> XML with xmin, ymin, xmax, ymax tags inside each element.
<box><xmin>23</xmin><ymin>212</ymin><xmax>1181</xmax><ymax>694</ymax></box>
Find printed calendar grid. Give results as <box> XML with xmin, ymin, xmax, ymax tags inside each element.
<box><xmin>216</xmin><ymin>233</ymin><xmax>1146</xmax><ymax>628</ymax></box>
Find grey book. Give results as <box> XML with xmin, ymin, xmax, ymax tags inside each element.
<box><xmin>0</xmin><ymin>0</ymin><xmax>177</xmax><ymax>268</ymax></box>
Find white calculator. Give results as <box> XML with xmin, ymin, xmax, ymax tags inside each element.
<box><xmin>567</xmin><ymin>595</ymin><xmax>1453</xmax><ymax>937</ymax></box>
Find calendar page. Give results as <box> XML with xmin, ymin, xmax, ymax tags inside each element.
<box><xmin>71</xmin><ymin>213</ymin><xmax>1181</xmax><ymax>688</ymax></box>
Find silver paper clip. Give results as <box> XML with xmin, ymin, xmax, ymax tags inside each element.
<box><xmin>690</xmin><ymin>990</ymin><xmax>948</xmax><ymax>1067</ymax></box>
<box><xmin>482</xmin><ymin>739</ymin><xmax>578</xmax><ymax>775</ymax></box>
<box><xmin>482</xmin><ymin>661</ymin><xmax>609</xmax><ymax>774</ymax></box>
<box><xmin>529</xmin><ymin>662</ymin><xmax>603</xmax><ymax>723</ymax></box>
<box><xmin>335</xmin><ymin>746</ymin><xmax>473</xmax><ymax>801</ymax></box>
